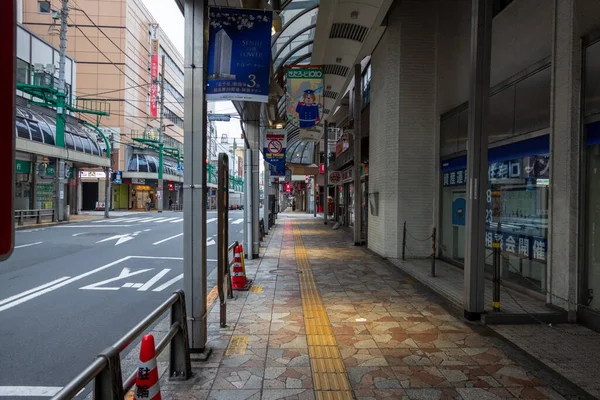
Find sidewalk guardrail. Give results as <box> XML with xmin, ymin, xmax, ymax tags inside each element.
<box><xmin>51</xmin><ymin>290</ymin><xmax>191</xmax><ymax>400</ymax></box>
<box><xmin>15</xmin><ymin>209</ymin><xmax>55</xmax><ymax>225</ymax></box>
<box><xmin>219</xmin><ymin>241</ymin><xmax>237</xmax><ymax>327</ymax></box>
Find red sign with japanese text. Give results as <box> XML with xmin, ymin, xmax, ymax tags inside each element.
<box><xmin>150</xmin><ymin>54</ymin><xmax>159</xmax><ymax>118</ymax></box>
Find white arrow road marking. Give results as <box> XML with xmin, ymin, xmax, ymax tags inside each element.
<box><xmin>0</xmin><ymin>277</ymin><xmax>70</xmax><ymax>307</ymax></box>
<box><xmin>207</xmin><ymin>238</ymin><xmax>216</xmax><ymax>246</ymax></box>
<box><xmin>232</xmin><ymin>218</ymin><xmax>244</xmax><ymax>224</ymax></box>
<box><xmin>0</xmin><ymin>386</ymin><xmax>64</xmax><ymax>397</ymax></box>
<box><xmin>96</xmin><ymin>231</ymin><xmax>141</xmax><ymax>246</ymax></box>
<box><xmin>14</xmin><ymin>242</ymin><xmax>43</xmax><ymax>249</ymax></box>
<box><xmin>137</xmin><ymin>269</ymin><xmax>171</xmax><ymax>291</ymax></box>
<box><xmin>152</xmin><ymin>273</ymin><xmax>183</xmax><ymax>292</ymax></box>
<box><xmin>72</xmin><ymin>233</ymin><xmax>85</xmax><ymax>237</ymax></box>
<box><xmin>80</xmin><ymin>267</ymin><xmax>153</xmax><ymax>290</ymax></box>
<box><xmin>153</xmin><ymin>233</ymin><xmax>183</xmax><ymax>245</ymax></box>
<box><xmin>0</xmin><ymin>257</ymin><xmax>131</xmax><ymax>312</ymax></box>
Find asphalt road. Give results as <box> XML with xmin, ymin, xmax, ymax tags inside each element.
<box><xmin>0</xmin><ymin>210</ymin><xmax>245</xmax><ymax>399</ymax></box>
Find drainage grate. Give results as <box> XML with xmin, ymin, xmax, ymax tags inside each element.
<box><xmin>329</xmin><ymin>22</ymin><xmax>369</xmax><ymax>43</ymax></box>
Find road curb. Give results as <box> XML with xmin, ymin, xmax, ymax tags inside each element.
<box><xmin>15</xmin><ymin>218</ymin><xmax>103</xmax><ymax>230</ymax></box>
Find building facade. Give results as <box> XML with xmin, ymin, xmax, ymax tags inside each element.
<box><xmin>358</xmin><ymin>0</ymin><xmax>600</xmax><ymax>331</ymax></box>
<box><xmin>15</xmin><ymin>23</ymin><xmax>109</xmax><ymax>216</ymax></box>
<box><xmin>22</xmin><ymin>0</ymin><xmax>185</xmax><ymax>211</ymax></box>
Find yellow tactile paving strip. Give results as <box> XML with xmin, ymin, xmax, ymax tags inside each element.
<box><xmin>293</xmin><ymin>223</ymin><xmax>354</xmax><ymax>400</ymax></box>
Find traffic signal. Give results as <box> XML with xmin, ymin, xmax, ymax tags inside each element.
<box><xmin>285</xmin><ymin>183</ymin><xmax>292</xmax><ymax>193</ymax></box>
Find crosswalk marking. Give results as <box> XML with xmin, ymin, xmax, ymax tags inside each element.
<box><xmin>232</xmin><ymin>218</ymin><xmax>244</xmax><ymax>225</ymax></box>
<box><xmin>170</xmin><ymin>218</ymin><xmax>184</xmax><ymax>223</ymax></box>
<box><xmin>158</xmin><ymin>217</ymin><xmax>179</xmax><ymax>223</ymax></box>
<box><xmin>207</xmin><ymin>218</ymin><xmax>218</xmax><ymax>223</ymax></box>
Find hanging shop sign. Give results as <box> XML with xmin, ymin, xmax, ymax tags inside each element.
<box><xmin>341</xmin><ymin>167</ymin><xmax>353</xmax><ymax>183</ymax></box>
<box><xmin>264</xmin><ymin>129</ymin><xmax>286</xmax><ymax>177</ymax></box>
<box><xmin>329</xmin><ymin>171</ymin><xmax>341</xmax><ymax>184</ymax></box>
<box><xmin>286</xmin><ymin>67</ymin><xmax>324</xmax><ymax>129</ymax></box>
<box><xmin>15</xmin><ymin>159</ymin><xmax>31</xmax><ymax>174</ymax></box>
<box><xmin>80</xmin><ymin>171</ymin><xmax>106</xmax><ymax>179</ymax></box>
<box><xmin>149</xmin><ymin>23</ymin><xmax>160</xmax><ymax>118</ymax></box>
<box><xmin>206</xmin><ymin>8</ymin><xmax>272</xmax><ymax>102</ymax></box>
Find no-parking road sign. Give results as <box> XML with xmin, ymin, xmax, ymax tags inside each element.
<box><xmin>264</xmin><ymin>129</ymin><xmax>287</xmax><ymax>177</ymax></box>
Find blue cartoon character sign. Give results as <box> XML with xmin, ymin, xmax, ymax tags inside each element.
<box><xmin>296</xmin><ymin>89</ymin><xmax>321</xmax><ymax>128</ymax></box>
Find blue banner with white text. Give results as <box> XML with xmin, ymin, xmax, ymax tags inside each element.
<box><xmin>206</xmin><ymin>8</ymin><xmax>272</xmax><ymax>103</ymax></box>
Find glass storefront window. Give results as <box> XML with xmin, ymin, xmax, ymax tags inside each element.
<box><xmin>440</xmin><ymin>151</ymin><xmax>550</xmax><ymax>293</ymax></box>
<box><xmin>348</xmin><ymin>183</ymin><xmax>355</xmax><ymax>227</ymax></box>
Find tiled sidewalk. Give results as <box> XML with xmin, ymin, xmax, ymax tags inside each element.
<box><xmin>161</xmin><ymin>214</ymin><xmax>589</xmax><ymax>400</ymax></box>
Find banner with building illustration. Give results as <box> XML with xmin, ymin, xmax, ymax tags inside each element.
<box><xmin>286</xmin><ymin>67</ymin><xmax>324</xmax><ymax>129</ymax></box>
<box><xmin>206</xmin><ymin>8</ymin><xmax>272</xmax><ymax>103</ymax></box>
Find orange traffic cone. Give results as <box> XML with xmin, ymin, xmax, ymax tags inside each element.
<box><xmin>135</xmin><ymin>334</ymin><xmax>161</xmax><ymax>400</ymax></box>
<box><xmin>232</xmin><ymin>245</ymin><xmax>251</xmax><ymax>291</ymax></box>
<box><xmin>238</xmin><ymin>244</ymin><xmax>246</xmax><ymax>274</ymax></box>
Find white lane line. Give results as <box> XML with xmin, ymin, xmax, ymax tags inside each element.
<box><xmin>115</xmin><ymin>217</ymin><xmax>145</xmax><ymax>222</ymax></box>
<box><xmin>137</xmin><ymin>269</ymin><xmax>171</xmax><ymax>291</ymax></box>
<box><xmin>206</xmin><ymin>218</ymin><xmax>218</xmax><ymax>223</ymax></box>
<box><xmin>0</xmin><ymin>256</ymin><xmax>131</xmax><ymax>313</ymax></box>
<box><xmin>55</xmin><ymin>225</ymin><xmax>134</xmax><ymax>228</ymax></box>
<box><xmin>152</xmin><ymin>273</ymin><xmax>183</xmax><ymax>292</ymax></box>
<box><xmin>170</xmin><ymin>218</ymin><xmax>184</xmax><ymax>223</ymax></box>
<box><xmin>150</xmin><ymin>218</ymin><xmax>171</xmax><ymax>223</ymax></box>
<box><xmin>158</xmin><ymin>217</ymin><xmax>179</xmax><ymax>223</ymax></box>
<box><xmin>0</xmin><ymin>277</ymin><xmax>70</xmax><ymax>307</ymax></box>
<box><xmin>0</xmin><ymin>386</ymin><xmax>63</xmax><ymax>397</ymax></box>
<box><xmin>131</xmin><ymin>256</ymin><xmax>183</xmax><ymax>260</ymax></box>
<box><xmin>232</xmin><ymin>218</ymin><xmax>244</xmax><ymax>224</ymax></box>
<box><xmin>14</xmin><ymin>242</ymin><xmax>43</xmax><ymax>249</ymax></box>
<box><xmin>153</xmin><ymin>233</ymin><xmax>183</xmax><ymax>245</ymax></box>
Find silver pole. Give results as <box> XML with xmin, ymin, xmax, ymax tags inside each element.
<box><xmin>314</xmin><ymin>141</ymin><xmax>319</xmax><ymax>218</ymax></box>
<box><xmin>158</xmin><ymin>55</ymin><xmax>166</xmax><ymax>213</ymax></box>
<box><xmin>252</xmin><ymin>134</ymin><xmax>260</xmax><ymax>258</ymax></box>
<box><xmin>183</xmin><ymin>0</ymin><xmax>208</xmax><ymax>352</ymax></box>
<box><xmin>353</xmin><ymin>64</ymin><xmax>362</xmax><ymax>245</ymax></box>
<box><xmin>324</xmin><ymin>121</ymin><xmax>328</xmax><ymax>224</ymax></box>
<box><xmin>245</xmin><ymin>146</ymin><xmax>253</xmax><ymax>259</ymax></box>
<box><xmin>263</xmin><ymin>159</ymin><xmax>270</xmax><ymax>233</ymax></box>
<box><xmin>464</xmin><ymin>0</ymin><xmax>493</xmax><ymax>321</ymax></box>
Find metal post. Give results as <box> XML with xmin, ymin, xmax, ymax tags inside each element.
<box><xmin>245</xmin><ymin>146</ymin><xmax>253</xmax><ymax>259</ymax></box>
<box><xmin>170</xmin><ymin>291</ymin><xmax>192</xmax><ymax>379</ymax></box>
<box><xmin>263</xmin><ymin>159</ymin><xmax>269</xmax><ymax>234</ymax></box>
<box><xmin>493</xmin><ymin>239</ymin><xmax>501</xmax><ymax>312</ymax></box>
<box><xmin>353</xmin><ymin>64</ymin><xmax>362</xmax><ymax>245</ymax></box>
<box><xmin>402</xmin><ymin>221</ymin><xmax>407</xmax><ymax>261</ymax></box>
<box><xmin>104</xmin><ymin>166</ymin><xmax>110</xmax><ymax>218</ymax></box>
<box><xmin>183</xmin><ymin>0</ymin><xmax>208</xmax><ymax>353</ymax></box>
<box><xmin>157</xmin><ymin>55</ymin><xmax>166</xmax><ymax>213</ymax></box>
<box><xmin>314</xmin><ymin>141</ymin><xmax>319</xmax><ymax>217</ymax></box>
<box><xmin>464</xmin><ymin>0</ymin><xmax>493</xmax><ymax>322</ymax></box>
<box><xmin>431</xmin><ymin>227</ymin><xmax>437</xmax><ymax>277</ymax></box>
<box><xmin>217</xmin><ymin>153</ymin><xmax>229</xmax><ymax>327</ymax></box>
<box><xmin>94</xmin><ymin>349</ymin><xmax>123</xmax><ymax>400</ymax></box>
<box><xmin>324</xmin><ymin>120</ymin><xmax>329</xmax><ymax>224</ymax></box>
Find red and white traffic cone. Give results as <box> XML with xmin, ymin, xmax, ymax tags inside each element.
<box><xmin>135</xmin><ymin>334</ymin><xmax>161</xmax><ymax>400</ymax></box>
<box><xmin>232</xmin><ymin>245</ymin><xmax>251</xmax><ymax>290</ymax></box>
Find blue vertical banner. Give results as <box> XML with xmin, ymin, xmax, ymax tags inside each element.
<box><xmin>264</xmin><ymin>129</ymin><xmax>286</xmax><ymax>177</ymax></box>
<box><xmin>206</xmin><ymin>8</ymin><xmax>272</xmax><ymax>103</ymax></box>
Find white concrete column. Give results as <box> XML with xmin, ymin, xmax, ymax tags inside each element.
<box><xmin>549</xmin><ymin>0</ymin><xmax>582</xmax><ymax>319</ymax></box>
<box><xmin>368</xmin><ymin>0</ymin><xmax>438</xmax><ymax>258</ymax></box>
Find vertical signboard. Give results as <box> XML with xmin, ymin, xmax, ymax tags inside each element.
<box><xmin>286</xmin><ymin>67</ymin><xmax>324</xmax><ymax>129</ymax></box>
<box><xmin>264</xmin><ymin>129</ymin><xmax>286</xmax><ymax>177</ymax></box>
<box><xmin>0</xmin><ymin>0</ymin><xmax>15</xmax><ymax>259</ymax></box>
<box><xmin>149</xmin><ymin>23</ymin><xmax>160</xmax><ymax>118</ymax></box>
<box><xmin>206</xmin><ymin>8</ymin><xmax>272</xmax><ymax>102</ymax></box>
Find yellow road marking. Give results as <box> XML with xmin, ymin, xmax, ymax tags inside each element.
<box><xmin>225</xmin><ymin>335</ymin><xmax>248</xmax><ymax>356</ymax></box>
<box><xmin>249</xmin><ymin>285</ymin><xmax>263</xmax><ymax>294</ymax></box>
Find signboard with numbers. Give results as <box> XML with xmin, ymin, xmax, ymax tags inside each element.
<box><xmin>206</xmin><ymin>8</ymin><xmax>272</xmax><ymax>103</ymax></box>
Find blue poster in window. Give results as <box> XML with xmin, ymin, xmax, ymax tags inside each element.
<box><xmin>206</xmin><ymin>8</ymin><xmax>272</xmax><ymax>103</ymax></box>
<box><xmin>452</xmin><ymin>197</ymin><xmax>466</xmax><ymax>226</ymax></box>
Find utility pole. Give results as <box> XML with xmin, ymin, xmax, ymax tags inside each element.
<box><xmin>157</xmin><ymin>55</ymin><xmax>166</xmax><ymax>213</ymax></box>
<box><xmin>104</xmin><ymin>131</ymin><xmax>113</xmax><ymax>218</ymax></box>
<box><xmin>55</xmin><ymin>0</ymin><xmax>69</xmax><ymax>221</ymax></box>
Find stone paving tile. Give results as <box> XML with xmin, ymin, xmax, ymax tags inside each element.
<box><xmin>266</xmin><ymin>348</ymin><xmax>311</xmax><ymax>367</ymax></box>
<box><xmin>263</xmin><ymin>366</ymin><xmax>313</xmax><ymax>389</ymax></box>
